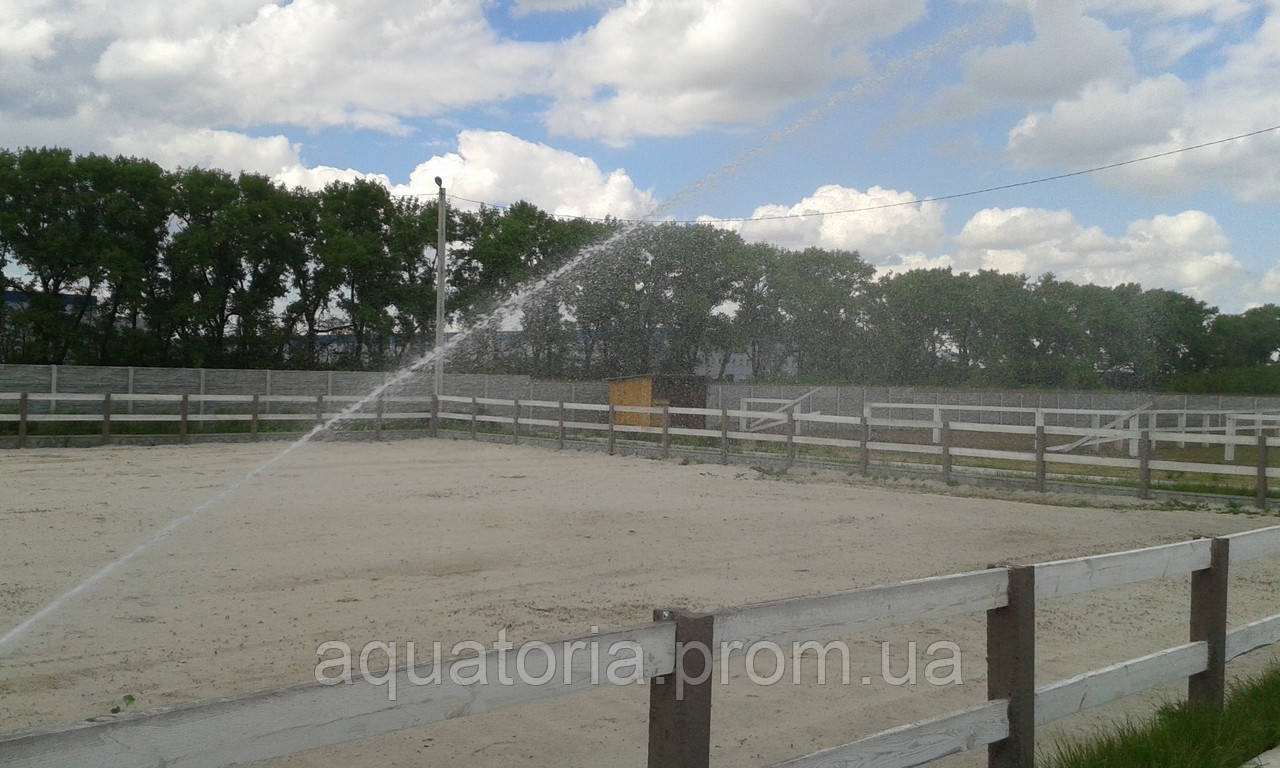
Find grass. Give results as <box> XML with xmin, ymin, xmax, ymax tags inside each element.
<box><xmin>1043</xmin><ymin>665</ymin><xmax>1280</xmax><ymax>768</ymax></box>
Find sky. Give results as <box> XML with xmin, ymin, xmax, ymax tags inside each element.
<box><xmin>2</xmin><ymin>0</ymin><xmax>1279</xmax><ymax>312</ymax></box>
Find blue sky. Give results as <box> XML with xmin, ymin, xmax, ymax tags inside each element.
<box><xmin>2</xmin><ymin>0</ymin><xmax>1278</xmax><ymax>311</ymax></box>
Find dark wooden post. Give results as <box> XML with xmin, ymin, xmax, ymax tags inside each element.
<box><xmin>470</xmin><ymin>396</ymin><xmax>479</xmax><ymax>440</ymax></box>
<box><xmin>988</xmin><ymin>565</ymin><xmax>1036</xmax><ymax>768</ymax></box>
<box><xmin>512</xmin><ymin>399</ymin><xmax>520</xmax><ymax>444</ymax></box>
<box><xmin>941</xmin><ymin>416</ymin><xmax>952</xmax><ymax>485</ymax></box>
<box><xmin>1034</xmin><ymin>425</ymin><xmax>1046</xmax><ymax>493</ymax></box>
<box><xmin>1257</xmin><ymin>432</ymin><xmax>1269</xmax><ymax>510</ymax></box>
<box><xmin>860</xmin><ymin>416</ymin><xmax>871</xmax><ymax>477</ymax></box>
<box><xmin>785</xmin><ymin>408</ymin><xmax>796</xmax><ymax>470</ymax></box>
<box><xmin>558</xmin><ymin>401</ymin><xmax>566</xmax><ymax>449</ymax></box>
<box><xmin>1138</xmin><ymin>430</ymin><xmax>1152</xmax><ymax>499</ymax></box>
<box><xmin>375</xmin><ymin>396</ymin><xmax>384</xmax><ymax>440</ymax></box>
<box><xmin>180</xmin><ymin>394</ymin><xmax>190</xmax><ymax>444</ymax></box>
<box><xmin>430</xmin><ymin>395</ymin><xmax>440</xmax><ymax>437</ymax></box>
<box><xmin>661</xmin><ymin>406</ymin><xmax>671</xmax><ymax>459</ymax></box>
<box><xmin>101</xmin><ymin>393</ymin><xmax>112</xmax><ymax>446</ymax></box>
<box><xmin>608</xmin><ymin>405</ymin><xmax>617</xmax><ymax>455</ymax></box>
<box><xmin>315</xmin><ymin>394</ymin><xmax>324</xmax><ymax>426</ymax></box>
<box><xmin>719</xmin><ymin>406</ymin><xmax>729</xmax><ymax>464</ymax></box>
<box><xmin>251</xmin><ymin>394</ymin><xmax>260</xmax><ymax>441</ymax></box>
<box><xmin>1189</xmin><ymin>537</ymin><xmax>1230</xmax><ymax>710</ymax></box>
<box><xmin>647</xmin><ymin>610</ymin><xmax>715</xmax><ymax>768</ymax></box>
<box><xmin>17</xmin><ymin>392</ymin><xmax>29</xmax><ymax>448</ymax></box>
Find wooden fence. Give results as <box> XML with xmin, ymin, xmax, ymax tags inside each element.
<box><xmin>3</xmin><ymin>521</ymin><xmax>1280</xmax><ymax>767</ymax></box>
<box><xmin>2</xmin><ymin>391</ymin><xmax>1276</xmax><ymax>508</ymax></box>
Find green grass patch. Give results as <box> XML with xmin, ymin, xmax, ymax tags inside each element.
<box><xmin>1043</xmin><ymin>664</ymin><xmax>1280</xmax><ymax>768</ymax></box>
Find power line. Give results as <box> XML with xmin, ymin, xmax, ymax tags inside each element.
<box><xmin>425</xmin><ymin>123</ymin><xmax>1280</xmax><ymax>225</ymax></box>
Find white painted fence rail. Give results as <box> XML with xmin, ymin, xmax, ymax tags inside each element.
<box><xmin>5</xmin><ymin>390</ymin><xmax>1275</xmax><ymax>508</ymax></box>
<box><xmin>3</xmin><ymin>525</ymin><xmax>1280</xmax><ymax>768</ymax></box>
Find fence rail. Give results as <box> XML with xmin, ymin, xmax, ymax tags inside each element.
<box><xmin>4</xmin><ymin>522</ymin><xmax>1279</xmax><ymax>768</ymax></box>
<box><xmin>2</xmin><ymin>390</ymin><xmax>1277</xmax><ymax>508</ymax></box>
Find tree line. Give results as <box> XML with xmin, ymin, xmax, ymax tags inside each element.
<box><xmin>2</xmin><ymin>147</ymin><xmax>1277</xmax><ymax>392</ymax></box>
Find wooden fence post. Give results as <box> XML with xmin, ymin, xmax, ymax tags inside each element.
<box><xmin>662</xmin><ymin>405</ymin><xmax>671</xmax><ymax>459</ymax></box>
<box><xmin>647</xmin><ymin>610</ymin><xmax>715</xmax><ymax>768</ymax></box>
<box><xmin>315</xmin><ymin>394</ymin><xmax>324</xmax><ymax>427</ymax></box>
<box><xmin>719</xmin><ymin>406</ymin><xmax>729</xmax><ymax>464</ymax></box>
<box><xmin>558</xmin><ymin>401</ymin><xmax>566</xmax><ymax>449</ymax></box>
<box><xmin>1257</xmin><ymin>432</ymin><xmax>1269</xmax><ymax>510</ymax></box>
<box><xmin>17</xmin><ymin>392</ymin><xmax>29</xmax><ymax>448</ymax></box>
<box><xmin>860</xmin><ymin>416</ymin><xmax>871</xmax><ymax>477</ymax></box>
<box><xmin>988</xmin><ymin>565</ymin><xmax>1035</xmax><ymax>768</ymax></box>
<box><xmin>376</xmin><ymin>396</ymin><xmax>384</xmax><ymax>440</ymax></box>
<box><xmin>430</xmin><ymin>395</ymin><xmax>440</xmax><ymax>438</ymax></box>
<box><xmin>941</xmin><ymin>416</ymin><xmax>952</xmax><ymax>485</ymax></box>
<box><xmin>101</xmin><ymin>393</ymin><xmax>112</xmax><ymax>446</ymax></box>
<box><xmin>512</xmin><ymin>399</ymin><xmax>520</xmax><ymax>444</ymax></box>
<box><xmin>1226</xmin><ymin>416</ymin><xmax>1236</xmax><ymax>461</ymax></box>
<box><xmin>180</xmin><ymin>394</ymin><xmax>190</xmax><ymax>444</ymax></box>
<box><xmin>471</xmin><ymin>396</ymin><xmax>479</xmax><ymax>440</ymax></box>
<box><xmin>1138</xmin><ymin>430</ymin><xmax>1152</xmax><ymax>500</ymax></box>
<box><xmin>1189</xmin><ymin>537</ymin><xmax>1229</xmax><ymax>710</ymax></box>
<box><xmin>785</xmin><ymin>408</ymin><xmax>795</xmax><ymax>470</ymax></box>
<box><xmin>608</xmin><ymin>405</ymin><xmax>616</xmax><ymax>455</ymax></box>
<box><xmin>251</xmin><ymin>394</ymin><xmax>260</xmax><ymax>441</ymax></box>
<box><xmin>1034</xmin><ymin>425</ymin><xmax>1046</xmax><ymax>493</ymax></box>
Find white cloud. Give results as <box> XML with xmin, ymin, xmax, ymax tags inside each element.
<box><xmin>0</xmin><ymin>18</ymin><xmax>56</xmax><ymax>65</ymax></box>
<box><xmin>1081</xmin><ymin>0</ymin><xmax>1255</xmax><ymax>23</ymax></box>
<box><xmin>108</xmin><ymin>127</ymin><xmax>301</xmax><ymax>176</ymax></box>
<box><xmin>1001</xmin><ymin>7</ymin><xmax>1280</xmax><ymax>202</ymax></box>
<box><xmin>92</xmin><ymin>0</ymin><xmax>552</xmax><ymax>134</ymax></box>
<box><xmin>954</xmin><ymin>206</ymin><xmax>1248</xmax><ymax>306</ymax></box>
<box><xmin>1261</xmin><ymin>266</ymin><xmax>1280</xmax><ymax>295</ymax></box>
<box><xmin>544</xmin><ymin>0</ymin><xmax>927</xmax><ymax>143</ymax></box>
<box><xmin>1006</xmin><ymin>75</ymin><xmax>1189</xmax><ymax>168</ymax></box>
<box><xmin>274</xmin><ymin>165</ymin><xmax>393</xmax><ymax>191</ymax></box>
<box><xmin>394</xmin><ymin>130</ymin><xmax>656</xmax><ymax>219</ymax></box>
<box><xmin>699</xmin><ymin>185</ymin><xmax>946</xmax><ymax>259</ymax></box>
<box><xmin>512</xmin><ymin>0</ymin><xmax>617</xmax><ymax>14</ymax></box>
<box><xmin>927</xmin><ymin>4</ymin><xmax>1133</xmax><ymax>120</ymax></box>
<box><xmin>276</xmin><ymin>130</ymin><xmax>656</xmax><ymax>220</ymax></box>
<box><xmin>1142</xmin><ymin>22</ymin><xmax>1221</xmax><ymax>65</ymax></box>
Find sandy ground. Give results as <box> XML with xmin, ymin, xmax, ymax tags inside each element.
<box><xmin>2</xmin><ymin>439</ymin><xmax>1279</xmax><ymax>767</ymax></box>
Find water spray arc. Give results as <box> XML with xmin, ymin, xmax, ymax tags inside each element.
<box><xmin>0</xmin><ymin>15</ymin><xmax>1006</xmax><ymax>658</ymax></box>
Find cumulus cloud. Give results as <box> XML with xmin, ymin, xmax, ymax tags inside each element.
<box><xmin>395</xmin><ymin>130</ymin><xmax>656</xmax><ymax>218</ymax></box>
<box><xmin>512</xmin><ymin>0</ymin><xmax>617</xmax><ymax>14</ymax></box>
<box><xmin>92</xmin><ymin>0</ymin><xmax>551</xmax><ymax>134</ymax></box>
<box><xmin>109</xmin><ymin>127</ymin><xmax>301</xmax><ymax>176</ymax></box>
<box><xmin>276</xmin><ymin>130</ymin><xmax>656</xmax><ymax>220</ymax></box>
<box><xmin>953</xmin><ymin>206</ymin><xmax>1248</xmax><ymax>306</ymax></box>
<box><xmin>699</xmin><ymin>185</ymin><xmax>945</xmax><ymax>259</ymax></box>
<box><xmin>544</xmin><ymin>0</ymin><xmax>927</xmax><ymax>143</ymax></box>
<box><xmin>1001</xmin><ymin>7</ymin><xmax>1280</xmax><ymax>202</ymax></box>
<box><xmin>0</xmin><ymin>0</ymin><xmax>937</xmax><ymax>152</ymax></box>
<box><xmin>926</xmin><ymin>4</ymin><xmax>1133</xmax><ymax>120</ymax></box>
<box><xmin>274</xmin><ymin>165</ymin><xmax>393</xmax><ymax>191</ymax></box>
<box><xmin>1081</xmin><ymin>0</ymin><xmax>1255</xmax><ymax>23</ymax></box>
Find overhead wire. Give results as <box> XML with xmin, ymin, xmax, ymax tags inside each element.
<box><xmin>410</xmin><ymin>123</ymin><xmax>1280</xmax><ymax>225</ymax></box>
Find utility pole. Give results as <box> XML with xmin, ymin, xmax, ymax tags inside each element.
<box><xmin>434</xmin><ymin>176</ymin><xmax>446</xmax><ymax>397</ymax></box>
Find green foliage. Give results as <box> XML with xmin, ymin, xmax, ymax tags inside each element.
<box><xmin>2</xmin><ymin>145</ymin><xmax>1277</xmax><ymax>394</ymax></box>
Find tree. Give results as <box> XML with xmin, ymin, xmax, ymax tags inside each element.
<box><xmin>0</xmin><ymin>148</ymin><xmax>103</xmax><ymax>363</ymax></box>
<box><xmin>316</xmin><ymin>179</ymin><xmax>400</xmax><ymax>367</ymax></box>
